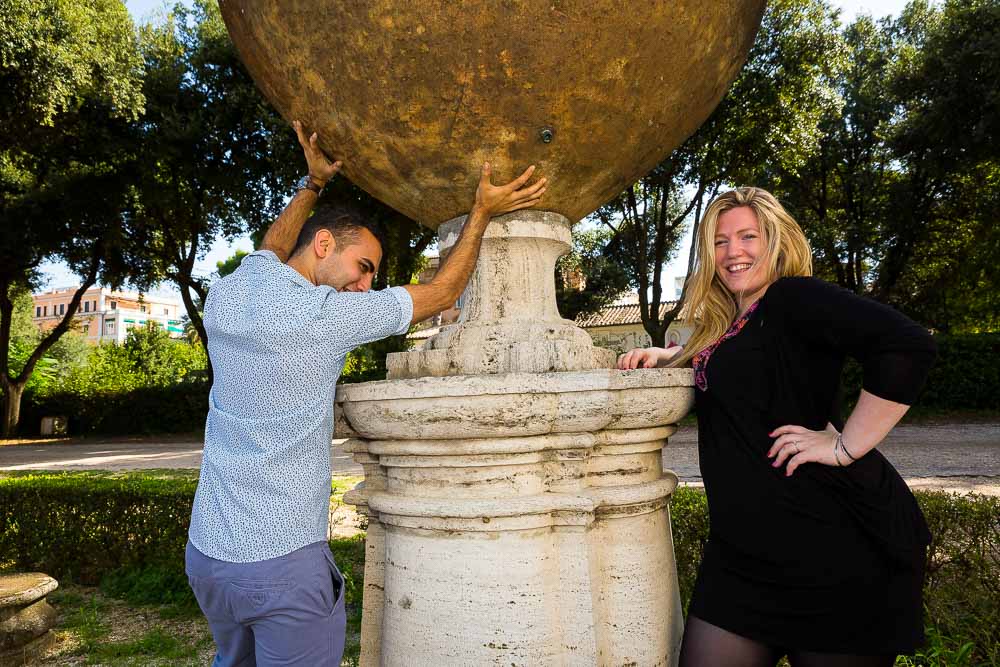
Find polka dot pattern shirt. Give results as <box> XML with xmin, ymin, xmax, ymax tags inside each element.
<box><xmin>189</xmin><ymin>250</ymin><xmax>413</xmax><ymax>563</ymax></box>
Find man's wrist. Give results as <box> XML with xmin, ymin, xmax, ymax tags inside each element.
<box><xmin>468</xmin><ymin>203</ymin><xmax>492</xmax><ymax>225</ymax></box>
<box><xmin>298</xmin><ymin>174</ymin><xmax>325</xmax><ymax>195</ymax></box>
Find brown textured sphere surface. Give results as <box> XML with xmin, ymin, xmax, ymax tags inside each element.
<box><xmin>220</xmin><ymin>1</ymin><xmax>765</xmax><ymax>228</ymax></box>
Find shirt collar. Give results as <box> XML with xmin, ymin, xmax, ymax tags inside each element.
<box><xmin>250</xmin><ymin>250</ymin><xmax>320</xmax><ymax>291</ymax></box>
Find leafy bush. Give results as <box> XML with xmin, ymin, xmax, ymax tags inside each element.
<box><xmin>843</xmin><ymin>333</ymin><xmax>1000</xmax><ymax>414</ymax></box>
<box><xmin>23</xmin><ymin>381</ymin><xmax>210</xmax><ymax>435</ymax></box>
<box><xmin>918</xmin><ymin>334</ymin><xmax>1000</xmax><ymax>411</ymax></box>
<box><xmin>1</xmin><ymin>475</ymin><xmax>996</xmax><ymax>663</ymax></box>
<box><xmin>668</xmin><ymin>487</ymin><xmax>709</xmax><ymax>612</ymax></box>
<box><xmin>841</xmin><ymin>333</ymin><xmax>1000</xmax><ymax>414</ymax></box>
<box><xmin>19</xmin><ymin>323</ymin><xmax>209</xmax><ymax>435</ymax></box>
<box><xmin>0</xmin><ymin>472</ymin><xmax>196</xmax><ymax>584</ymax></box>
<box><xmin>916</xmin><ymin>491</ymin><xmax>1000</xmax><ymax>666</ymax></box>
<box><xmin>668</xmin><ymin>487</ymin><xmax>1000</xmax><ymax>666</ymax></box>
<box><xmin>0</xmin><ymin>472</ymin><xmax>366</xmax><ymax>613</ymax></box>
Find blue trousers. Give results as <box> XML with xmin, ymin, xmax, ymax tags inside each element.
<box><xmin>186</xmin><ymin>540</ymin><xmax>346</xmax><ymax>666</ymax></box>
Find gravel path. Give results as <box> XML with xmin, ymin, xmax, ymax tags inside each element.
<box><xmin>2</xmin><ymin>423</ymin><xmax>998</xmax><ymax>494</ymax></box>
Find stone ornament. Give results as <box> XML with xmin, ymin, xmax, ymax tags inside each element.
<box><xmin>218</xmin><ymin>0</ymin><xmax>766</xmax><ymax>227</ymax></box>
<box><xmin>0</xmin><ymin>573</ymin><xmax>58</xmax><ymax>667</ymax></box>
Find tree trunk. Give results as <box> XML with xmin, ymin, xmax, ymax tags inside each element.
<box><xmin>178</xmin><ymin>282</ymin><xmax>212</xmax><ymax>387</ymax></box>
<box><xmin>1</xmin><ymin>379</ymin><xmax>24</xmax><ymax>438</ymax></box>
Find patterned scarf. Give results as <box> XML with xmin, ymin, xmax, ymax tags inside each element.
<box><xmin>692</xmin><ymin>300</ymin><xmax>760</xmax><ymax>391</ymax></box>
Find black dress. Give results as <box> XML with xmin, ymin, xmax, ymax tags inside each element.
<box><xmin>688</xmin><ymin>277</ymin><xmax>937</xmax><ymax>655</ymax></box>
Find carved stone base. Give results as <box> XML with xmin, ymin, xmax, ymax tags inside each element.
<box><xmin>387</xmin><ymin>211</ymin><xmax>617</xmax><ymax>379</ymax></box>
<box><xmin>0</xmin><ymin>573</ymin><xmax>58</xmax><ymax>667</ymax></box>
<box><xmin>336</xmin><ymin>368</ymin><xmax>694</xmax><ymax>666</ymax></box>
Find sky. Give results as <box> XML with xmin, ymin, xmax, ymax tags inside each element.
<box><xmin>39</xmin><ymin>0</ymin><xmax>916</xmax><ymax>299</ymax></box>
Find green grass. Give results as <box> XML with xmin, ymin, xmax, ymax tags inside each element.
<box><xmin>0</xmin><ymin>468</ymin><xmax>200</xmax><ymax>481</ymax></box>
<box><xmin>90</xmin><ymin>627</ymin><xmax>200</xmax><ymax>664</ymax></box>
<box><xmin>58</xmin><ymin>593</ymin><xmax>110</xmax><ymax>649</ymax></box>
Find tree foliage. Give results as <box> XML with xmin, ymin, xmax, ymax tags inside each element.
<box><xmin>592</xmin><ymin>0</ymin><xmax>843</xmax><ymax>346</ymax></box>
<box><xmin>765</xmin><ymin>0</ymin><xmax>1000</xmax><ymax>332</ymax></box>
<box><xmin>556</xmin><ymin>225</ymin><xmax>630</xmax><ymax>322</ymax></box>
<box><xmin>0</xmin><ymin>0</ymin><xmax>145</xmax><ymax>435</ymax></box>
<box><xmin>123</xmin><ymin>0</ymin><xmax>302</xmax><ymax>383</ymax></box>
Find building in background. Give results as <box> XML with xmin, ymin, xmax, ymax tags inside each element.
<box><xmin>31</xmin><ymin>286</ymin><xmax>184</xmax><ymax>344</ymax></box>
<box><xmin>573</xmin><ymin>293</ymin><xmax>693</xmax><ymax>353</ymax></box>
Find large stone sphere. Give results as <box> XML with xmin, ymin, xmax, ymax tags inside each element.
<box><xmin>220</xmin><ymin>1</ymin><xmax>765</xmax><ymax>228</ymax></box>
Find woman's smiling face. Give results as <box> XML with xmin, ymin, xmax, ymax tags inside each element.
<box><xmin>714</xmin><ymin>206</ymin><xmax>769</xmax><ymax>298</ymax></box>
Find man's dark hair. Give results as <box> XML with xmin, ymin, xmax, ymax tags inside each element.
<box><xmin>290</xmin><ymin>201</ymin><xmax>387</xmax><ymax>258</ymax></box>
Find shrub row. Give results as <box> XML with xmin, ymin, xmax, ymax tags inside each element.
<box><xmin>20</xmin><ymin>382</ymin><xmax>210</xmax><ymax>436</ymax></box>
<box><xmin>0</xmin><ymin>473</ymin><xmax>197</xmax><ymax>583</ymax></box>
<box><xmin>842</xmin><ymin>332</ymin><xmax>1000</xmax><ymax>412</ymax></box>
<box><xmin>1</xmin><ymin>474</ymin><xmax>997</xmax><ymax>662</ymax></box>
<box><xmin>0</xmin><ymin>473</ymin><xmax>367</xmax><ymax>621</ymax></box>
<box><xmin>17</xmin><ymin>333</ymin><xmax>998</xmax><ymax>437</ymax></box>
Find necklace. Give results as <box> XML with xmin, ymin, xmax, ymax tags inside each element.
<box><xmin>692</xmin><ymin>300</ymin><xmax>760</xmax><ymax>392</ymax></box>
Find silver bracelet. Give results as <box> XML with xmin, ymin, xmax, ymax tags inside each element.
<box><xmin>838</xmin><ymin>433</ymin><xmax>858</xmax><ymax>462</ymax></box>
<box><xmin>833</xmin><ymin>436</ymin><xmax>845</xmax><ymax>466</ymax></box>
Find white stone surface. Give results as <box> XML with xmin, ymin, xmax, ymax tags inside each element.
<box><xmin>340</xmin><ymin>372</ymin><xmax>693</xmax><ymax>666</ymax></box>
<box><xmin>387</xmin><ymin>212</ymin><xmax>617</xmax><ymax>379</ymax></box>
<box><xmin>336</xmin><ymin>368</ymin><xmax>694</xmax><ymax>441</ymax></box>
<box><xmin>339</xmin><ymin>210</ymin><xmax>694</xmax><ymax>666</ymax></box>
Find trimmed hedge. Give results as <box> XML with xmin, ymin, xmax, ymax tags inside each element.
<box><xmin>16</xmin><ymin>333</ymin><xmax>999</xmax><ymax>438</ymax></box>
<box><xmin>0</xmin><ymin>473</ymin><xmax>367</xmax><ymax>618</ymax></box>
<box><xmin>842</xmin><ymin>332</ymin><xmax>1000</xmax><ymax>413</ymax></box>
<box><xmin>2</xmin><ymin>475</ymin><xmax>997</xmax><ymax>663</ymax></box>
<box><xmin>918</xmin><ymin>333</ymin><xmax>1000</xmax><ymax>411</ymax></box>
<box><xmin>20</xmin><ymin>382</ymin><xmax>210</xmax><ymax>436</ymax></box>
<box><xmin>0</xmin><ymin>473</ymin><xmax>196</xmax><ymax>583</ymax></box>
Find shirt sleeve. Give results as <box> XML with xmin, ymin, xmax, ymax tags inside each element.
<box><xmin>767</xmin><ymin>277</ymin><xmax>937</xmax><ymax>405</ymax></box>
<box><xmin>314</xmin><ymin>286</ymin><xmax>414</xmax><ymax>356</ymax></box>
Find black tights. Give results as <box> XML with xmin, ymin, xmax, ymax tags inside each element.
<box><xmin>679</xmin><ymin>615</ymin><xmax>896</xmax><ymax>667</ymax></box>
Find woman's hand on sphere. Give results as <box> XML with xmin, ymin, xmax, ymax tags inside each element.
<box><xmin>768</xmin><ymin>423</ymin><xmax>841</xmax><ymax>476</ymax></box>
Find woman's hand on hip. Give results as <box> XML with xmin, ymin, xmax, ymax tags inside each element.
<box><xmin>767</xmin><ymin>423</ymin><xmax>840</xmax><ymax>476</ymax></box>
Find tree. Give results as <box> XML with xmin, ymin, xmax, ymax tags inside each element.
<box><xmin>0</xmin><ymin>0</ymin><xmax>144</xmax><ymax>435</ymax></box>
<box><xmin>124</xmin><ymin>1</ymin><xmax>303</xmax><ymax>384</ymax></box>
<box><xmin>215</xmin><ymin>250</ymin><xmax>250</xmax><ymax>279</ymax></box>
<box><xmin>763</xmin><ymin>13</ymin><xmax>897</xmax><ymax>293</ymax></box>
<box><xmin>593</xmin><ymin>0</ymin><xmax>844</xmax><ymax>346</ymax></box>
<box><xmin>555</xmin><ymin>225</ymin><xmax>631</xmax><ymax>322</ymax></box>
<box><xmin>877</xmin><ymin>0</ymin><xmax>1000</xmax><ymax>330</ymax></box>
<box><xmin>765</xmin><ymin>0</ymin><xmax>1000</xmax><ymax>332</ymax></box>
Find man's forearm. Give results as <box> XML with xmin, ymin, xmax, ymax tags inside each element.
<box><xmin>404</xmin><ymin>205</ymin><xmax>491</xmax><ymax>323</ymax></box>
<box><xmin>260</xmin><ymin>189</ymin><xmax>319</xmax><ymax>262</ymax></box>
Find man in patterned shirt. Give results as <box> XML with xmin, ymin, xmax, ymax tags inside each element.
<box><xmin>185</xmin><ymin>120</ymin><xmax>546</xmax><ymax>666</ymax></box>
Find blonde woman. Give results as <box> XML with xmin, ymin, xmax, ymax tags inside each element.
<box><xmin>618</xmin><ymin>188</ymin><xmax>936</xmax><ymax>666</ymax></box>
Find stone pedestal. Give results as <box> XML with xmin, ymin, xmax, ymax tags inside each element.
<box><xmin>0</xmin><ymin>573</ymin><xmax>58</xmax><ymax>667</ymax></box>
<box><xmin>338</xmin><ymin>211</ymin><xmax>694</xmax><ymax>666</ymax></box>
<box><xmin>387</xmin><ymin>212</ymin><xmax>615</xmax><ymax>379</ymax></box>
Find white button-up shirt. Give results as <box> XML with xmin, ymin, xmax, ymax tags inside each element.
<box><xmin>189</xmin><ymin>250</ymin><xmax>412</xmax><ymax>562</ymax></box>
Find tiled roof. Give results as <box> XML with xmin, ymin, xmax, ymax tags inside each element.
<box><xmin>574</xmin><ymin>300</ymin><xmax>678</xmax><ymax>328</ymax></box>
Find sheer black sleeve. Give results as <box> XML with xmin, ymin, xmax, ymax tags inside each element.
<box><xmin>766</xmin><ymin>277</ymin><xmax>937</xmax><ymax>405</ymax></box>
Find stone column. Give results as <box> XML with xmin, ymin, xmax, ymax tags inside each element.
<box><xmin>0</xmin><ymin>573</ymin><xmax>58</xmax><ymax>667</ymax></box>
<box><xmin>338</xmin><ymin>210</ymin><xmax>693</xmax><ymax>666</ymax></box>
<box><xmin>387</xmin><ymin>212</ymin><xmax>615</xmax><ymax>379</ymax></box>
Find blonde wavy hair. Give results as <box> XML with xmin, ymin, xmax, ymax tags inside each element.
<box><xmin>672</xmin><ymin>187</ymin><xmax>813</xmax><ymax>368</ymax></box>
